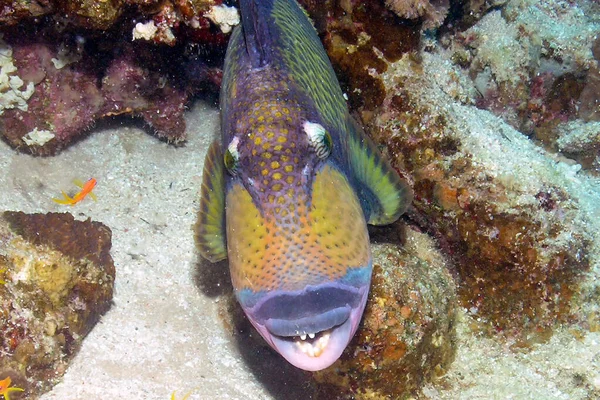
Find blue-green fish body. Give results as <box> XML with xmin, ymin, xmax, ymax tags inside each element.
<box><xmin>197</xmin><ymin>0</ymin><xmax>411</xmax><ymax>371</ymax></box>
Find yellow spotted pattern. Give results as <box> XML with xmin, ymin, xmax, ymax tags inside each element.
<box><xmin>226</xmin><ymin>165</ymin><xmax>370</xmax><ymax>292</ymax></box>
<box><xmin>230</xmin><ymin>65</ymin><xmax>313</xmax><ymax>209</ymax></box>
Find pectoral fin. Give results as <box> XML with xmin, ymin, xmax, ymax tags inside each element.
<box><xmin>347</xmin><ymin>116</ymin><xmax>412</xmax><ymax>225</ymax></box>
<box><xmin>196</xmin><ymin>141</ymin><xmax>227</xmax><ymax>262</ymax></box>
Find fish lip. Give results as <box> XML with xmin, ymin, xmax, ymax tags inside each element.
<box><xmin>267</xmin><ymin>316</ymin><xmax>354</xmax><ymax>371</ymax></box>
<box><xmin>241</xmin><ymin>283</ymin><xmax>369</xmax><ymax>371</ymax></box>
<box><xmin>264</xmin><ymin>305</ymin><xmax>352</xmax><ymax>337</ymax></box>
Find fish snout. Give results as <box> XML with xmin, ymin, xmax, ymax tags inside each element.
<box><xmin>242</xmin><ymin>283</ymin><xmax>369</xmax><ymax>371</ymax></box>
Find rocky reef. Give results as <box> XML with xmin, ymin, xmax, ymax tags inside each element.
<box><xmin>299</xmin><ymin>0</ymin><xmax>599</xmax><ymax>339</ymax></box>
<box><xmin>294</xmin><ymin>0</ymin><xmax>599</xmax><ymax>396</ymax></box>
<box><xmin>1</xmin><ymin>0</ymin><xmax>599</xmax><ymax>397</ymax></box>
<box><xmin>0</xmin><ymin>211</ymin><xmax>115</xmax><ymax>399</ymax></box>
<box><xmin>451</xmin><ymin>3</ymin><xmax>599</xmax><ymax>163</ymax></box>
<box><xmin>0</xmin><ymin>0</ymin><xmax>230</xmax><ymax>155</ymax></box>
<box><xmin>313</xmin><ymin>233</ymin><xmax>457</xmax><ymax>399</ymax></box>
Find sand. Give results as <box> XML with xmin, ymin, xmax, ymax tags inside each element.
<box><xmin>2</xmin><ymin>100</ymin><xmax>599</xmax><ymax>400</ymax></box>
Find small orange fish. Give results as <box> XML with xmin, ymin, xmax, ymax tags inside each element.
<box><xmin>53</xmin><ymin>178</ymin><xmax>97</xmax><ymax>206</ymax></box>
<box><xmin>0</xmin><ymin>377</ymin><xmax>24</xmax><ymax>400</ymax></box>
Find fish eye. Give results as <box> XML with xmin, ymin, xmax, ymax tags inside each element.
<box><xmin>304</xmin><ymin>121</ymin><xmax>332</xmax><ymax>159</ymax></box>
<box><xmin>224</xmin><ymin>138</ymin><xmax>240</xmax><ymax>176</ymax></box>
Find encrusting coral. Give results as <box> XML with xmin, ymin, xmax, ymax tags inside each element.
<box><xmin>0</xmin><ymin>211</ymin><xmax>115</xmax><ymax>399</ymax></box>
<box><xmin>0</xmin><ymin>0</ymin><xmax>229</xmax><ymax>155</ymax></box>
<box><xmin>313</xmin><ymin>232</ymin><xmax>457</xmax><ymax>399</ymax></box>
<box><xmin>298</xmin><ymin>0</ymin><xmax>598</xmax><ymax>342</ymax></box>
<box><xmin>299</xmin><ymin>0</ymin><xmax>420</xmax><ymax>113</ymax></box>
<box><xmin>0</xmin><ymin>0</ymin><xmax>227</xmax><ymax>36</ymax></box>
<box><xmin>369</xmin><ymin>51</ymin><xmax>593</xmax><ymax>341</ymax></box>
<box><xmin>444</xmin><ymin>0</ymin><xmax>599</xmax><ymax>165</ymax></box>
<box><xmin>0</xmin><ymin>31</ymin><xmax>223</xmax><ymax>155</ymax></box>
<box><xmin>385</xmin><ymin>0</ymin><xmax>450</xmax><ymax>29</ymax></box>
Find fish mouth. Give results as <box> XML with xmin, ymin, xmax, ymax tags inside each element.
<box><xmin>266</xmin><ymin>316</ymin><xmax>355</xmax><ymax>371</ymax></box>
<box><xmin>241</xmin><ymin>283</ymin><xmax>368</xmax><ymax>371</ymax></box>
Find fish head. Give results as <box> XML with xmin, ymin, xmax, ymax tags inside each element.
<box><xmin>224</xmin><ymin>120</ymin><xmax>372</xmax><ymax>371</ymax></box>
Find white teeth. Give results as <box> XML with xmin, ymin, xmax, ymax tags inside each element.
<box><xmin>298</xmin><ymin>333</ymin><xmax>316</xmax><ymax>341</ymax></box>
<box><xmin>295</xmin><ymin>332</ymin><xmax>331</xmax><ymax>357</ymax></box>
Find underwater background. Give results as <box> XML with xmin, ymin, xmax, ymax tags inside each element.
<box><xmin>0</xmin><ymin>0</ymin><xmax>599</xmax><ymax>398</ymax></box>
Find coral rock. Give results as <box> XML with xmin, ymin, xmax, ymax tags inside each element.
<box><xmin>0</xmin><ymin>0</ymin><xmax>54</xmax><ymax>26</ymax></box>
<box><xmin>368</xmin><ymin>52</ymin><xmax>593</xmax><ymax>340</ymax></box>
<box><xmin>0</xmin><ymin>0</ymin><xmax>226</xmax><ymax>44</ymax></box>
<box><xmin>298</xmin><ymin>0</ymin><xmax>419</xmax><ymax>112</ymax></box>
<box><xmin>301</xmin><ymin>0</ymin><xmax>596</xmax><ymax>342</ymax></box>
<box><xmin>0</xmin><ymin>211</ymin><xmax>115</xmax><ymax>399</ymax></box>
<box><xmin>58</xmin><ymin>0</ymin><xmax>125</xmax><ymax>30</ymax></box>
<box><xmin>385</xmin><ymin>0</ymin><xmax>450</xmax><ymax>29</ymax></box>
<box><xmin>556</xmin><ymin>120</ymin><xmax>600</xmax><ymax>174</ymax></box>
<box><xmin>447</xmin><ymin>2</ymin><xmax>597</xmax><ymax>139</ymax></box>
<box><xmin>0</xmin><ymin>0</ymin><xmax>229</xmax><ymax>155</ymax></box>
<box><xmin>313</xmin><ymin>232</ymin><xmax>457</xmax><ymax>399</ymax></box>
<box><xmin>0</xmin><ymin>34</ymin><xmax>217</xmax><ymax>155</ymax></box>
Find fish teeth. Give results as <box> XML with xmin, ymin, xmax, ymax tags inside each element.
<box><xmin>298</xmin><ymin>332</ymin><xmax>316</xmax><ymax>341</ymax></box>
<box><xmin>295</xmin><ymin>332</ymin><xmax>331</xmax><ymax>358</ymax></box>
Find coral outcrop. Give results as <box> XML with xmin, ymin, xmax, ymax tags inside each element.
<box><xmin>0</xmin><ymin>211</ymin><xmax>115</xmax><ymax>399</ymax></box>
<box><xmin>385</xmin><ymin>0</ymin><xmax>450</xmax><ymax>29</ymax></box>
<box><xmin>300</xmin><ymin>0</ymin><xmax>598</xmax><ymax>343</ymax></box>
<box><xmin>299</xmin><ymin>0</ymin><xmax>420</xmax><ymax>112</ymax></box>
<box><xmin>0</xmin><ymin>30</ymin><xmax>223</xmax><ymax>155</ymax></box>
<box><xmin>0</xmin><ymin>0</ymin><xmax>230</xmax><ymax>41</ymax></box>
<box><xmin>556</xmin><ymin>120</ymin><xmax>600</xmax><ymax>173</ymax></box>
<box><xmin>313</xmin><ymin>233</ymin><xmax>457</xmax><ymax>399</ymax></box>
<box><xmin>444</xmin><ymin>0</ymin><xmax>599</xmax><ymax>164</ymax></box>
<box><xmin>0</xmin><ymin>1</ymin><xmax>229</xmax><ymax>155</ymax></box>
<box><xmin>368</xmin><ymin>51</ymin><xmax>594</xmax><ymax>340</ymax></box>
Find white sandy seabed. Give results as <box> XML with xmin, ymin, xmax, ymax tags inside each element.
<box><xmin>1</xmin><ymin>101</ymin><xmax>599</xmax><ymax>400</ymax></box>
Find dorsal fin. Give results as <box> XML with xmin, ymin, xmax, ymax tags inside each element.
<box><xmin>239</xmin><ymin>0</ymin><xmax>272</xmax><ymax>67</ymax></box>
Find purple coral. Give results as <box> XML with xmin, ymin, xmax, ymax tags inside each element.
<box><xmin>0</xmin><ymin>0</ymin><xmax>231</xmax><ymax>155</ymax></box>
<box><xmin>0</xmin><ymin>29</ymin><xmax>223</xmax><ymax>155</ymax></box>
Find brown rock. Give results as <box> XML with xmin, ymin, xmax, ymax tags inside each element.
<box><xmin>0</xmin><ymin>212</ymin><xmax>115</xmax><ymax>399</ymax></box>
<box><xmin>368</xmin><ymin>54</ymin><xmax>592</xmax><ymax>341</ymax></box>
<box><xmin>313</xmin><ymin>231</ymin><xmax>457</xmax><ymax>399</ymax></box>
